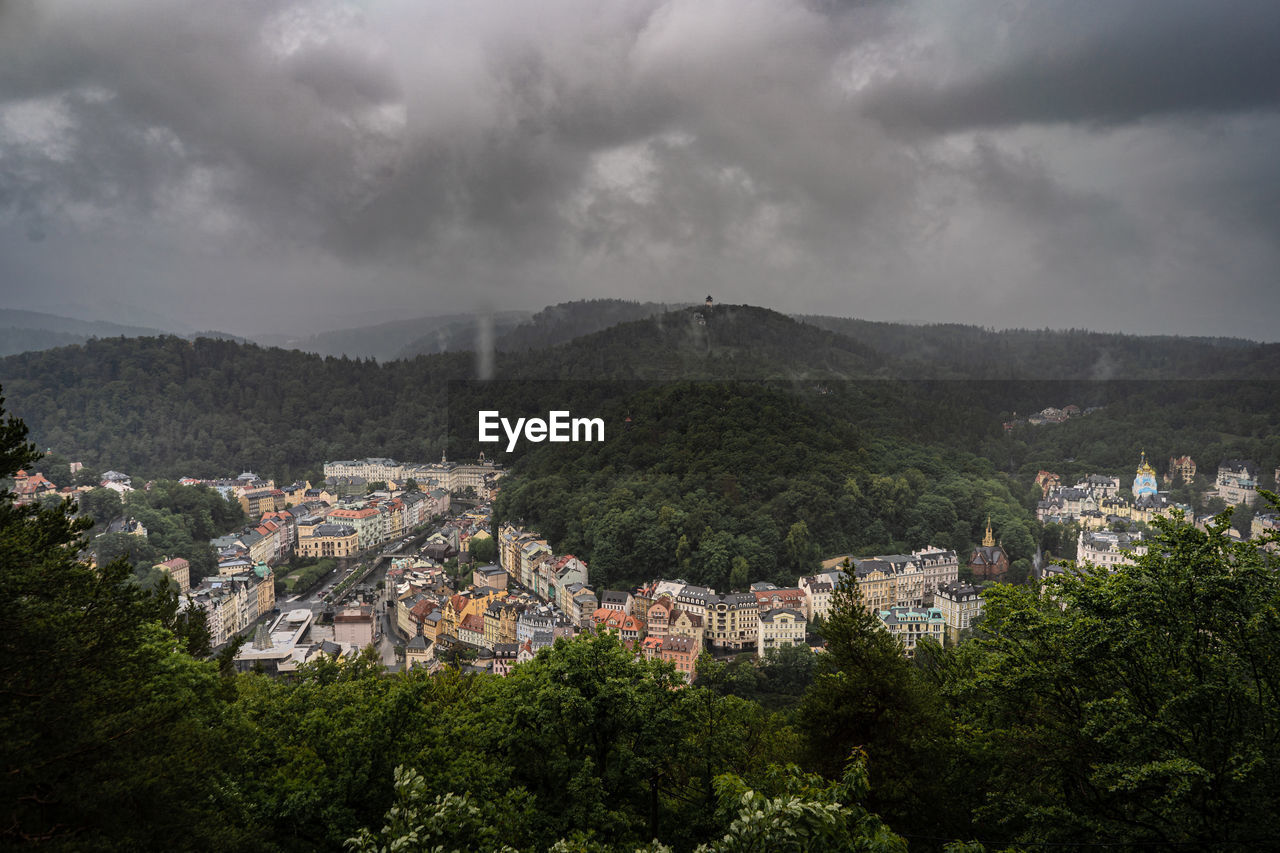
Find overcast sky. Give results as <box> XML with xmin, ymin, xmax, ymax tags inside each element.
<box><xmin>1</xmin><ymin>0</ymin><xmax>1278</xmax><ymax>339</ymax></box>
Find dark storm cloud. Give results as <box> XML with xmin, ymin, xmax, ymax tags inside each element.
<box><xmin>0</xmin><ymin>0</ymin><xmax>1278</xmax><ymax>340</ymax></box>
<box><xmin>865</xmin><ymin>0</ymin><xmax>1280</xmax><ymax>133</ymax></box>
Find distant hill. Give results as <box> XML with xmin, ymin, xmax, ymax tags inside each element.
<box><xmin>0</xmin><ymin>310</ymin><xmax>170</xmax><ymax>356</ymax></box>
<box><xmin>393</xmin><ymin>299</ymin><xmax>691</xmax><ymax>359</ymax></box>
<box><xmin>394</xmin><ymin>312</ymin><xmax>530</xmax><ymax>359</ymax></box>
<box><xmin>495</xmin><ymin>299</ymin><xmax>690</xmax><ymax>353</ymax></box>
<box><xmin>796</xmin><ymin>315</ymin><xmax>1280</xmax><ymax>379</ymax></box>
<box><xmin>260</xmin><ymin>311</ymin><xmax>532</xmax><ymax>361</ymax></box>
<box><xmin>502</xmin><ymin>304</ymin><xmax>887</xmax><ymax>380</ymax></box>
<box><xmin>3</xmin><ymin>303</ymin><xmax>1279</xmax><ymax>482</ymax></box>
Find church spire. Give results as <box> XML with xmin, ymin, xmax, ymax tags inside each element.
<box><xmin>982</xmin><ymin>516</ymin><xmax>995</xmax><ymax>548</ymax></box>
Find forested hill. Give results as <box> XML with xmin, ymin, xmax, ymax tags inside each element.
<box><xmin>500</xmin><ymin>304</ymin><xmax>888</xmax><ymax>380</ymax></box>
<box><xmin>253</xmin><ymin>310</ymin><xmax>531</xmax><ymax>362</ymax></box>
<box><xmin>494</xmin><ymin>381</ymin><xmax>1040</xmax><ymax>591</ymax></box>
<box><xmin>798</xmin><ymin>314</ymin><xmax>1280</xmax><ymax>378</ymax></box>
<box><xmin>0</xmin><ymin>337</ymin><xmax>469</xmax><ymax>479</ymax></box>
<box><xmin>0</xmin><ymin>306</ymin><xmax>898</xmax><ymax>479</ymax></box>
<box><xmin>493</xmin><ymin>298</ymin><xmax>689</xmax><ymax>354</ymax></box>
<box><xmin>3</xmin><ymin>302</ymin><xmax>1279</xmax><ymax>483</ymax></box>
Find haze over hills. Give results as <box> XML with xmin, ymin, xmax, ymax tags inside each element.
<box><xmin>6</xmin><ymin>298</ymin><xmax>1279</xmax><ymax>376</ymax></box>
<box><xmin>798</xmin><ymin>314</ymin><xmax>1280</xmax><ymax>379</ymax></box>
<box><xmin>251</xmin><ymin>311</ymin><xmax>533</xmax><ymax>362</ymax></box>
<box><xmin>2</xmin><ymin>301</ymin><xmax>1278</xmax><ymax>483</ymax></box>
<box><xmin>253</xmin><ymin>299</ymin><xmax>693</xmax><ymax>361</ymax></box>
<box><xmin>0</xmin><ymin>309</ymin><xmax>171</xmax><ymax>357</ymax></box>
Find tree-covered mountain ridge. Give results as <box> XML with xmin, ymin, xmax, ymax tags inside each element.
<box><xmin>2</xmin><ymin>301</ymin><xmax>1278</xmax><ymax>482</ymax></box>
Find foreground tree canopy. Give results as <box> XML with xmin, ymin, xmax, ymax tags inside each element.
<box><xmin>2</xmin><ymin>385</ymin><xmax>1279</xmax><ymax>851</ymax></box>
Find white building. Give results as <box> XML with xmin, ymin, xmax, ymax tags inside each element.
<box><xmin>757</xmin><ymin>608</ymin><xmax>807</xmax><ymax>656</ymax></box>
<box><xmin>934</xmin><ymin>581</ymin><xmax>983</xmax><ymax>644</ymax></box>
<box><xmin>876</xmin><ymin>606</ymin><xmax>945</xmax><ymax>657</ymax></box>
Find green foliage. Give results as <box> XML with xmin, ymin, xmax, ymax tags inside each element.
<box><xmin>698</xmin><ymin>643</ymin><xmax>820</xmax><ymax>712</ymax></box>
<box><xmin>931</xmin><ymin>502</ymin><xmax>1280</xmax><ymax>847</ymax></box>
<box><xmin>497</xmin><ymin>383</ymin><xmax>1032</xmax><ymax>590</ymax></box>
<box><xmin>77</xmin><ymin>486</ymin><xmax>122</xmax><ymax>529</ymax></box>
<box><xmin>0</xmin><ymin>388</ymin><xmax>248</xmax><ymax>850</ymax></box>
<box><xmin>469</xmin><ymin>534</ymin><xmax>498</xmax><ymax>565</ymax></box>
<box><xmin>284</xmin><ymin>558</ymin><xmax>337</xmax><ymax>594</ymax></box>
<box><xmin>798</xmin><ymin>579</ymin><xmax>958</xmax><ymax>839</ymax></box>
<box><xmin>84</xmin><ymin>480</ymin><xmax>243</xmax><ymax>585</ymax></box>
<box><xmin>346</xmin><ymin>766</ymin><xmax>519</xmax><ymax>853</ymax></box>
<box><xmin>696</xmin><ymin>759</ymin><xmax>906</xmax><ymax>853</ymax></box>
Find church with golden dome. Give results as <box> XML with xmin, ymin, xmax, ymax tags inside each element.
<box><xmin>1132</xmin><ymin>451</ymin><xmax>1159</xmax><ymax>499</ymax></box>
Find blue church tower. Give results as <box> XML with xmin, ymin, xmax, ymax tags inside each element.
<box><xmin>1132</xmin><ymin>450</ymin><xmax>1159</xmax><ymax>499</ymax></box>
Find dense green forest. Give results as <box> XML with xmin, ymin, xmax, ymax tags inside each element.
<box><xmin>5</xmin><ymin>391</ymin><xmax>1280</xmax><ymax>850</ymax></box>
<box><xmin>493</xmin><ymin>382</ymin><xmax>1040</xmax><ymax>590</ymax></box>
<box><xmin>799</xmin><ymin>314</ymin><xmax>1280</xmax><ymax>379</ymax></box>
<box><xmin>3</xmin><ymin>305</ymin><xmax>1278</xmax><ymax>597</ymax></box>
<box><xmin>8</xmin><ymin>304</ymin><xmax>1277</xmax><ymax>485</ymax></box>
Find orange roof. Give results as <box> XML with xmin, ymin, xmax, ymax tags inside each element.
<box><xmin>330</xmin><ymin>507</ymin><xmax>378</xmax><ymax>519</ymax></box>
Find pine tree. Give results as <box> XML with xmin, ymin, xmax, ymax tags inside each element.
<box><xmin>0</xmin><ymin>389</ymin><xmax>246</xmax><ymax>849</ymax></box>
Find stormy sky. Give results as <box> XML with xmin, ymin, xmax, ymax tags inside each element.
<box><xmin>1</xmin><ymin>0</ymin><xmax>1278</xmax><ymax>340</ymax></box>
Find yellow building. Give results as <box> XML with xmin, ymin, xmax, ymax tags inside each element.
<box><xmin>669</xmin><ymin>610</ymin><xmax>704</xmax><ymax>652</ymax></box>
<box><xmin>155</xmin><ymin>558</ymin><xmax>191</xmax><ymax>593</ymax></box>
<box><xmin>483</xmin><ymin>599</ymin><xmax>522</xmax><ymax>646</ymax></box>
<box><xmin>757</xmin><ymin>608</ymin><xmax>806</xmax><ymax>656</ymax></box>
<box><xmin>705</xmin><ymin>593</ymin><xmax>758</xmax><ymax>652</ymax></box>
<box><xmin>297</xmin><ymin>523</ymin><xmax>359</xmax><ymax>559</ymax></box>
<box><xmin>254</xmin><ymin>563</ymin><xmax>276</xmax><ymax>616</ymax></box>
<box><xmin>934</xmin><ymin>580</ymin><xmax>982</xmax><ymax>645</ymax></box>
<box><xmin>240</xmin><ymin>488</ymin><xmax>287</xmax><ymax>517</ymax></box>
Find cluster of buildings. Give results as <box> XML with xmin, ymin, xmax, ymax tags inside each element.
<box><xmin>818</xmin><ymin>547</ymin><xmax>981</xmax><ymax>653</ymax></box>
<box><xmin>171</xmin><ymin>467</ymin><xmax>469</xmax><ymax>651</ymax></box>
<box><xmin>200</xmin><ymin>475</ymin><xmax>451</xmax><ymax>571</ymax></box>
<box><xmin>385</xmin><ymin>525</ymin><xmax>977</xmax><ymax>674</ymax></box>
<box><xmin>323</xmin><ymin>455</ymin><xmax>502</xmax><ymax>500</ymax></box>
<box><xmin>1036</xmin><ymin>453</ymin><xmax>1193</xmax><ymax>529</ymax></box>
<box><xmin>182</xmin><ymin>559</ymin><xmax>278</xmax><ymax>647</ymax></box>
<box><xmin>1036</xmin><ymin>455</ymin><xmax>1276</xmax><ymax>540</ymax></box>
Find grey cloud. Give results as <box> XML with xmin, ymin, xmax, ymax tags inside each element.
<box><xmin>864</xmin><ymin>0</ymin><xmax>1280</xmax><ymax>134</ymax></box>
<box><xmin>0</xmin><ymin>0</ymin><xmax>1278</xmax><ymax>341</ymax></box>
